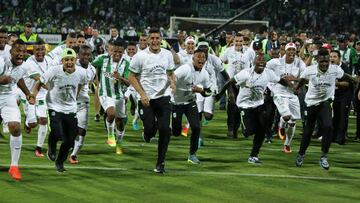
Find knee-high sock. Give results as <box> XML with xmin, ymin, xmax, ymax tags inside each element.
<box><xmin>116</xmin><ymin>129</ymin><xmax>125</xmax><ymax>144</ymax></box>
<box><xmin>279</xmin><ymin>117</ymin><xmax>287</xmax><ymax>129</ymax></box>
<box><xmin>106</xmin><ymin>120</ymin><xmax>115</xmax><ymax>136</ymax></box>
<box><xmin>71</xmin><ymin>135</ymin><xmax>85</xmax><ymax>156</ymax></box>
<box><xmin>37</xmin><ymin>124</ymin><xmax>48</xmax><ymax>148</ymax></box>
<box><xmin>285</xmin><ymin>123</ymin><xmax>296</xmax><ymax>146</ymax></box>
<box><xmin>10</xmin><ymin>135</ymin><xmax>22</xmax><ymax>166</ymax></box>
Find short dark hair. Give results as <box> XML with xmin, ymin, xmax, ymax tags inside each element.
<box><xmin>0</xmin><ymin>27</ymin><xmax>8</xmax><ymax>33</ymax></box>
<box><xmin>76</xmin><ymin>34</ymin><xmax>85</xmax><ymax>39</ymax></box>
<box><xmin>113</xmin><ymin>39</ymin><xmax>125</xmax><ymax>48</ymax></box>
<box><xmin>235</xmin><ymin>33</ymin><xmax>244</xmax><ymax>38</ymax></box>
<box><xmin>127</xmin><ymin>41</ymin><xmax>137</xmax><ymax>47</ymax></box>
<box><xmin>12</xmin><ymin>39</ymin><xmax>26</xmax><ymax>46</ymax></box>
<box><xmin>34</xmin><ymin>38</ymin><xmax>46</xmax><ymax>45</ymax></box>
<box><xmin>318</xmin><ymin>47</ymin><xmax>329</xmax><ymax>56</ymax></box>
<box><xmin>67</xmin><ymin>32</ymin><xmax>77</xmax><ymax>39</ymax></box>
<box><xmin>148</xmin><ymin>27</ymin><xmax>160</xmax><ymax>34</ymax></box>
<box><xmin>79</xmin><ymin>45</ymin><xmax>92</xmax><ymax>52</ymax></box>
<box><xmin>330</xmin><ymin>50</ymin><xmax>341</xmax><ymax>58</ymax></box>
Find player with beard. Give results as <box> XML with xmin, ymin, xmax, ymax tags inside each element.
<box><xmin>47</xmin><ymin>33</ymin><xmax>77</xmax><ymax>65</ymax></box>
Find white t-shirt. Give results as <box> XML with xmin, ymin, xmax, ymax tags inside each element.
<box><xmin>0</xmin><ymin>44</ymin><xmax>11</xmax><ymax>60</ymax></box>
<box><xmin>21</xmin><ymin>56</ymin><xmax>50</xmax><ymax>100</ymax></box>
<box><xmin>241</xmin><ymin>47</ymin><xmax>256</xmax><ymax>70</ymax></box>
<box><xmin>40</xmin><ymin>65</ymin><xmax>87</xmax><ymax>113</ymax></box>
<box><xmin>220</xmin><ymin>46</ymin><xmax>245</xmax><ymax>78</ymax></box>
<box><xmin>129</xmin><ymin>47</ymin><xmax>175</xmax><ymax>100</ymax></box>
<box><xmin>300</xmin><ymin>64</ymin><xmax>344</xmax><ymax>107</ymax></box>
<box><xmin>76</xmin><ymin>60</ymin><xmax>96</xmax><ymax>103</ymax></box>
<box><xmin>178</xmin><ymin>49</ymin><xmax>193</xmax><ymax>66</ymax></box>
<box><xmin>0</xmin><ymin>57</ymin><xmax>27</xmax><ymax>96</ymax></box>
<box><xmin>235</xmin><ymin>68</ymin><xmax>280</xmax><ymax>109</ymax></box>
<box><xmin>266</xmin><ymin>56</ymin><xmax>305</xmax><ymax>96</ymax></box>
<box><xmin>47</xmin><ymin>44</ymin><xmax>66</xmax><ymax>66</ymax></box>
<box><xmin>173</xmin><ymin>63</ymin><xmax>210</xmax><ymax>105</ymax></box>
<box><xmin>204</xmin><ymin>54</ymin><xmax>224</xmax><ymax>91</ymax></box>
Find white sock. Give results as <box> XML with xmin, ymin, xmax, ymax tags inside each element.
<box><xmin>25</xmin><ymin>120</ymin><xmax>29</xmax><ymax>128</ymax></box>
<box><xmin>133</xmin><ymin>111</ymin><xmax>139</xmax><ymax>123</ymax></box>
<box><xmin>10</xmin><ymin>135</ymin><xmax>22</xmax><ymax>166</ymax></box>
<box><xmin>37</xmin><ymin>124</ymin><xmax>48</xmax><ymax>148</ymax></box>
<box><xmin>106</xmin><ymin>120</ymin><xmax>115</xmax><ymax>136</ymax></box>
<box><xmin>116</xmin><ymin>129</ymin><xmax>125</xmax><ymax>144</ymax></box>
<box><xmin>279</xmin><ymin>117</ymin><xmax>287</xmax><ymax>129</ymax></box>
<box><xmin>185</xmin><ymin>122</ymin><xmax>190</xmax><ymax>129</ymax></box>
<box><xmin>71</xmin><ymin>135</ymin><xmax>85</xmax><ymax>156</ymax></box>
<box><xmin>285</xmin><ymin>123</ymin><xmax>296</xmax><ymax>146</ymax></box>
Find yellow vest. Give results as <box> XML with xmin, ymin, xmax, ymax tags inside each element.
<box><xmin>19</xmin><ymin>33</ymin><xmax>38</xmax><ymax>43</ymax></box>
<box><xmin>261</xmin><ymin>39</ymin><xmax>268</xmax><ymax>54</ymax></box>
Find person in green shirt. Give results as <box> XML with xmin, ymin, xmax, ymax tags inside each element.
<box><xmin>92</xmin><ymin>40</ymin><xmax>130</xmax><ymax>154</ymax></box>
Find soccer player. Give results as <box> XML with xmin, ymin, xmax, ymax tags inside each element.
<box><xmin>220</xmin><ymin>33</ymin><xmax>245</xmax><ymax>138</ymax></box>
<box><xmin>266</xmin><ymin>42</ymin><xmax>306</xmax><ymax>153</ymax></box>
<box><xmin>33</xmin><ymin>48</ymin><xmax>87</xmax><ymax>172</ymax></box>
<box><xmin>295</xmin><ymin>48</ymin><xmax>355</xmax><ymax>170</ymax></box>
<box><xmin>216</xmin><ymin>53</ymin><xmax>291</xmax><ymax>164</ymax></box>
<box><xmin>172</xmin><ymin>48</ymin><xmax>211</xmax><ymax>164</ymax></box>
<box><xmin>20</xmin><ymin>39</ymin><xmax>50</xmax><ymax>157</ymax></box>
<box><xmin>92</xmin><ymin>40</ymin><xmax>130</xmax><ymax>154</ymax></box>
<box><xmin>69</xmin><ymin>45</ymin><xmax>97</xmax><ymax>163</ymax></box>
<box><xmin>128</xmin><ymin>27</ymin><xmax>176</xmax><ymax>173</ymax></box>
<box><xmin>0</xmin><ymin>39</ymin><xmax>35</xmax><ymax>180</ymax></box>
<box><xmin>137</xmin><ymin>34</ymin><xmax>148</xmax><ymax>51</ymax></box>
<box><xmin>47</xmin><ymin>33</ymin><xmax>77</xmax><ymax>65</ymax></box>
<box><xmin>0</xmin><ymin>28</ymin><xmax>11</xmax><ymax>59</ymax></box>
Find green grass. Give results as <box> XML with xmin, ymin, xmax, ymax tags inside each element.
<box><xmin>1</xmin><ymin>100</ymin><xmax>360</xmax><ymax>203</ymax></box>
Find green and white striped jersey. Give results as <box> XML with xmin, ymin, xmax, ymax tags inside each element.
<box><xmin>92</xmin><ymin>54</ymin><xmax>129</xmax><ymax>100</ymax></box>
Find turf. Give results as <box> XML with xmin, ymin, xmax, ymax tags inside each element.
<box><xmin>0</xmin><ymin>100</ymin><xmax>360</xmax><ymax>203</ymax></box>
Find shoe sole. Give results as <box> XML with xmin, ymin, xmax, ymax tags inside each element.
<box><xmin>187</xmin><ymin>160</ymin><xmax>200</xmax><ymax>164</ymax></box>
<box><xmin>46</xmin><ymin>151</ymin><xmax>56</xmax><ymax>162</ymax></box>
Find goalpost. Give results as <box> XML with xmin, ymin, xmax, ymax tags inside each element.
<box><xmin>169</xmin><ymin>16</ymin><xmax>269</xmax><ymax>38</ymax></box>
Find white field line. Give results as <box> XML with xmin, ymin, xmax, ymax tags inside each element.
<box><xmin>0</xmin><ymin>163</ymin><xmax>357</xmax><ymax>181</ymax></box>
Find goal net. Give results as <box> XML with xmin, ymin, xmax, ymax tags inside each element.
<box><xmin>169</xmin><ymin>16</ymin><xmax>269</xmax><ymax>38</ymax></box>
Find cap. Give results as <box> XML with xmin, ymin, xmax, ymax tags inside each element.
<box><xmin>61</xmin><ymin>48</ymin><xmax>77</xmax><ymax>59</ymax></box>
<box><xmin>252</xmin><ymin>41</ymin><xmax>262</xmax><ymax>50</ymax></box>
<box><xmin>196</xmin><ymin>41</ymin><xmax>209</xmax><ymax>50</ymax></box>
<box><xmin>185</xmin><ymin>36</ymin><xmax>195</xmax><ymax>45</ymax></box>
<box><xmin>285</xmin><ymin>42</ymin><xmax>296</xmax><ymax>51</ymax></box>
<box><xmin>322</xmin><ymin>43</ymin><xmax>332</xmax><ymax>50</ymax></box>
<box><xmin>94</xmin><ymin>37</ymin><xmax>104</xmax><ymax>46</ymax></box>
<box><xmin>25</xmin><ymin>22</ymin><xmax>32</xmax><ymax>27</ymax></box>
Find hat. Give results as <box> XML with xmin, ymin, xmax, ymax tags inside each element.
<box><xmin>94</xmin><ymin>37</ymin><xmax>104</xmax><ymax>46</ymax></box>
<box><xmin>196</xmin><ymin>41</ymin><xmax>209</xmax><ymax>50</ymax></box>
<box><xmin>185</xmin><ymin>36</ymin><xmax>195</xmax><ymax>45</ymax></box>
<box><xmin>25</xmin><ymin>22</ymin><xmax>32</xmax><ymax>27</ymax></box>
<box><xmin>252</xmin><ymin>41</ymin><xmax>262</xmax><ymax>50</ymax></box>
<box><xmin>285</xmin><ymin>42</ymin><xmax>296</xmax><ymax>51</ymax></box>
<box><xmin>322</xmin><ymin>43</ymin><xmax>332</xmax><ymax>50</ymax></box>
<box><xmin>61</xmin><ymin>48</ymin><xmax>77</xmax><ymax>59</ymax></box>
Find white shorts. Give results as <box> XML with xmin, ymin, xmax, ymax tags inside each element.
<box><xmin>0</xmin><ymin>95</ymin><xmax>21</xmax><ymax>123</ymax></box>
<box><xmin>196</xmin><ymin>93</ymin><xmax>214</xmax><ymax>114</ymax></box>
<box><xmin>99</xmin><ymin>96</ymin><xmax>127</xmax><ymax>118</ymax></box>
<box><xmin>273</xmin><ymin>95</ymin><xmax>301</xmax><ymax>120</ymax></box>
<box><xmin>22</xmin><ymin>99</ymin><xmax>48</xmax><ymax>124</ymax></box>
<box><xmin>77</xmin><ymin>102</ymin><xmax>90</xmax><ymax>129</ymax></box>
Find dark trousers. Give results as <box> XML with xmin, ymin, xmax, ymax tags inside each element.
<box><xmin>264</xmin><ymin>88</ymin><xmax>276</xmax><ymax>139</ymax></box>
<box><xmin>227</xmin><ymin>85</ymin><xmax>240</xmax><ymax>136</ymax></box>
<box><xmin>333</xmin><ymin>98</ymin><xmax>351</xmax><ymax>143</ymax></box>
<box><xmin>172</xmin><ymin>101</ymin><xmax>200</xmax><ymax>155</ymax></box>
<box><xmin>355</xmin><ymin>89</ymin><xmax>360</xmax><ymax>138</ymax></box>
<box><xmin>138</xmin><ymin>96</ymin><xmax>172</xmax><ymax>166</ymax></box>
<box><xmin>240</xmin><ymin>105</ymin><xmax>267</xmax><ymax>157</ymax></box>
<box><xmin>299</xmin><ymin>101</ymin><xmax>333</xmax><ymax>155</ymax></box>
<box><xmin>48</xmin><ymin>110</ymin><xmax>78</xmax><ymax>164</ymax></box>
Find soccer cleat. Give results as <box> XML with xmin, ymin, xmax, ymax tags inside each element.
<box><xmin>265</xmin><ymin>138</ymin><xmax>272</xmax><ymax>143</ymax></box>
<box><xmin>283</xmin><ymin>145</ymin><xmax>292</xmax><ymax>154</ymax></box>
<box><xmin>55</xmin><ymin>162</ymin><xmax>66</xmax><ymax>173</ymax></box>
<box><xmin>142</xmin><ymin>133</ymin><xmax>151</xmax><ymax>143</ymax></box>
<box><xmin>295</xmin><ymin>154</ymin><xmax>305</xmax><ymax>167</ymax></box>
<box><xmin>153</xmin><ymin>163</ymin><xmax>165</xmax><ymax>174</ymax></box>
<box><xmin>319</xmin><ymin>156</ymin><xmax>330</xmax><ymax>170</ymax></box>
<box><xmin>202</xmin><ymin>119</ymin><xmax>209</xmax><ymax>126</ymax></box>
<box><xmin>181</xmin><ymin>127</ymin><xmax>189</xmax><ymax>137</ymax></box>
<box><xmin>69</xmin><ymin>155</ymin><xmax>78</xmax><ymax>164</ymax></box>
<box><xmin>116</xmin><ymin>146</ymin><xmax>124</xmax><ymax>155</ymax></box>
<box><xmin>47</xmin><ymin>150</ymin><xmax>56</xmax><ymax>162</ymax></box>
<box><xmin>35</xmin><ymin>148</ymin><xmax>44</xmax><ymax>157</ymax></box>
<box><xmin>187</xmin><ymin>154</ymin><xmax>200</xmax><ymax>164</ymax></box>
<box><xmin>8</xmin><ymin>166</ymin><xmax>22</xmax><ymax>180</ymax></box>
<box><xmin>94</xmin><ymin>114</ymin><xmax>100</xmax><ymax>122</ymax></box>
<box><xmin>278</xmin><ymin>127</ymin><xmax>286</xmax><ymax>140</ymax></box>
<box><xmin>248</xmin><ymin>156</ymin><xmax>261</xmax><ymax>164</ymax></box>
<box><xmin>107</xmin><ymin>134</ymin><xmax>116</xmax><ymax>147</ymax></box>
<box><xmin>132</xmin><ymin>121</ymin><xmax>140</xmax><ymax>131</ymax></box>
